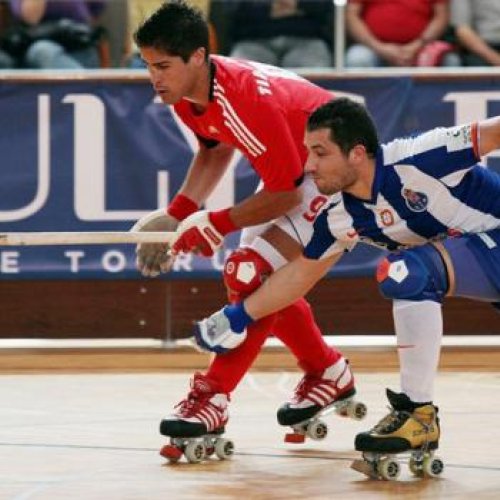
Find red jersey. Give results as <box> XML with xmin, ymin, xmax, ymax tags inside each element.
<box><xmin>349</xmin><ymin>0</ymin><xmax>447</xmax><ymax>44</ymax></box>
<box><xmin>173</xmin><ymin>56</ymin><xmax>333</xmax><ymax>192</ymax></box>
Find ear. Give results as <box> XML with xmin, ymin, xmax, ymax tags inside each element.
<box><xmin>349</xmin><ymin>144</ymin><xmax>367</xmax><ymax>163</ymax></box>
<box><xmin>190</xmin><ymin>47</ymin><xmax>207</xmax><ymax>67</ymax></box>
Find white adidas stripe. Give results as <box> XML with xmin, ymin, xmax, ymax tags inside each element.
<box><xmin>214</xmin><ymin>82</ymin><xmax>266</xmax><ymax>157</ymax></box>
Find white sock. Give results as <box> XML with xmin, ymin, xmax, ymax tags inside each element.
<box><xmin>393</xmin><ymin>299</ymin><xmax>443</xmax><ymax>403</ymax></box>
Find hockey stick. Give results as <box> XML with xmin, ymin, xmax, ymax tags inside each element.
<box><xmin>0</xmin><ymin>231</ymin><xmax>176</xmax><ymax>246</ymax></box>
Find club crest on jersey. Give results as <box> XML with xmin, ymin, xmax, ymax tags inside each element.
<box><xmin>379</xmin><ymin>209</ymin><xmax>394</xmax><ymax>226</ymax></box>
<box><xmin>402</xmin><ymin>188</ymin><xmax>428</xmax><ymax>212</ymax></box>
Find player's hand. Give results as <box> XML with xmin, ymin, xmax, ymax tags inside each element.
<box><xmin>130</xmin><ymin>208</ymin><xmax>179</xmax><ymax>277</ymax></box>
<box><xmin>172</xmin><ymin>210</ymin><xmax>224</xmax><ymax>257</ymax></box>
<box><xmin>193</xmin><ymin>307</ymin><xmax>247</xmax><ymax>354</ymax></box>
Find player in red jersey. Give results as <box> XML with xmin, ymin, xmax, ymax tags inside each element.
<box><xmin>132</xmin><ymin>1</ymin><xmax>365</xmax><ymax>462</ymax></box>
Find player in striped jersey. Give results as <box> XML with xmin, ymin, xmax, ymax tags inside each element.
<box><xmin>197</xmin><ymin>97</ymin><xmax>500</xmax><ymax>469</ymax></box>
<box><xmin>131</xmin><ymin>1</ymin><xmax>362</xmax><ymax>457</ymax></box>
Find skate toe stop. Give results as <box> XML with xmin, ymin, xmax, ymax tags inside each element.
<box><xmin>285</xmin><ymin>433</ymin><xmax>306</xmax><ymax>444</ymax></box>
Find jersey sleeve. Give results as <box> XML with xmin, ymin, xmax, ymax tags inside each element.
<box><xmin>217</xmin><ymin>81</ymin><xmax>304</xmax><ymax>192</ymax></box>
<box><xmin>385</xmin><ymin>123</ymin><xmax>480</xmax><ymax>181</ymax></box>
<box><xmin>303</xmin><ymin>200</ymin><xmax>356</xmax><ymax>260</ymax></box>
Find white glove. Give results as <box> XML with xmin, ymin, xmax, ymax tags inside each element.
<box><xmin>172</xmin><ymin>210</ymin><xmax>224</xmax><ymax>257</ymax></box>
<box><xmin>193</xmin><ymin>307</ymin><xmax>247</xmax><ymax>354</ymax></box>
<box><xmin>130</xmin><ymin>208</ymin><xmax>178</xmax><ymax>277</ymax></box>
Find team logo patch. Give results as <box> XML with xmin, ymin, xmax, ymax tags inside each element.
<box><xmin>402</xmin><ymin>188</ymin><xmax>428</xmax><ymax>212</ymax></box>
<box><xmin>379</xmin><ymin>209</ymin><xmax>394</xmax><ymax>226</ymax></box>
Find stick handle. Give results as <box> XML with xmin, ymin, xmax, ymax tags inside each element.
<box><xmin>0</xmin><ymin>232</ymin><xmax>176</xmax><ymax>246</ymax></box>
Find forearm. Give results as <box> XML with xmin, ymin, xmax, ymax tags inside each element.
<box><xmin>178</xmin><ymin>144</ymin><xmax>234</xmax><ymax>205</ymax></box>
<box><xmin>244</xmin><ymin>253</ymin><xmax>341</xmax><ymax>320</ymax></box>
<box><xmin>418</xmin><ymin>4</ymin><xmax>449</xmax><ymax>43</ymax></box>
<box><xmin>229</xmin><ymin>188</ymin><xmax>302</xmax><ymax>228</ymax></box>
<box><xmin>456</xmin><ymin>25</ymin><xmax>500</xmax><ymax>66</ymax></box>
<box><xmin>346</xmin><ymin>10</ymin><xmax>383</xmax><ymax>53</ymax></box>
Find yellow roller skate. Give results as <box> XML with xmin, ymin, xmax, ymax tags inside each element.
<box><xmin>351</xmin><ymin>388</ymin><xmax>443</xmax><ymax>481</ymax></box>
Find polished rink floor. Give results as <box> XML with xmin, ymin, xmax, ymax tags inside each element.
<box><xmin>1</xmin><ymin>369</ymin><xmax>499</xmax><ymax>500</ymax></box>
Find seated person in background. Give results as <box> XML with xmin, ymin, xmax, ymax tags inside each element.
<box><xmin>126</xmin><ymin>0</ymin><xmax>215</xmax><ymax>68</ymax></box>
<box><xmin>229</xmin><ymin>0</ymin><xmax>333</xmax><ymax>68</ymax></box>
<box><xmin>451</xmin><ymin>0</ymin><xmax>500</xmax><ymax>66</ymax></box>
<box><xmin>345</xmin><ymin>0</ymin><xmax>460</xmax><ymax>68</ymax></box>
<box><xmin>8</xmin><ymin>0</ymin><xmax>107</xmax><ymax>69</ymax></box>
<box><xmin>0</xmin><ymin>2</ymin><xmax>15</xmax><ymax>68</ymax></box>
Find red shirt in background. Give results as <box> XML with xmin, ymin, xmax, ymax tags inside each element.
<box><xmin>349</xmin><ymin>0</ymin><xmax>448</xmax><ymax>44</ymax></box>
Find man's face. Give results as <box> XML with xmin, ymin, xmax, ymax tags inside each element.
<box><xmin>140</xmin><ymin>46</ymin><xmax>203</xmax><ymax>105</ymax></box>
<box><xmin>304</xmin><ymin>128</ymin><xmax>357</xmax><ymax>195</ymax></box>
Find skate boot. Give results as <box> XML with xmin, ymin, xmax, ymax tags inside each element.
<box><xmin>277</xmin><ymin>357</ymin><xmax>367</xmax><ymax>443</ymax></box>
<box><xmin>159</xmin><ymin>372</ymin><xmax>235</xmax><ymax>463</ymax></box>
<box><xmin>351</xmin><ymin>388</ymin><xmax>444</xmax><ymax>480</ymax></box>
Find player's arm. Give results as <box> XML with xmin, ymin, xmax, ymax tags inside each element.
<box><xmin>193</xmin><ymin>251</ymin><xmax>343</xmax><ymax>353</ymax></box>
<box><xmin>131</xmin><ymin>141</ymin><xmax>234</xmax><ymax>276</ymax></box>
<box><xmin>245</xmin><ymin>252</ymin><xmax>342</xmax><ymax>319</ymax></box>
<box><xmin>177</xmin><ymin>142</ymin><xmax>235</xmax><ymax>205</ymax></box>
<box><xmin>172</xmin><ymin>90</ymin><xmax>305</xmax><ymax>257</ymax></box>
<box><xmin>478</xmin><ymin>116</ymin><xmax>500</xmax><ymax>157</ymax></box>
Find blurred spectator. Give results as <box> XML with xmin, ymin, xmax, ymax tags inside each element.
<box><xmin>126</xmin><ymin>0</ymin><xmax>215</xmax><ymax>68</ymax></box>
<box><xmin>0</xmin><ymin>1</ymin><xmax>15</xmax><ymax>68</ymax></box>
<box><xmin>228</xmin><ymin>0</ymin><xmax>333</xmax><ymax>68</ymax></box>
<box><xmin>6</xmin><ymin>0</ymin><xmax>107</xmax><ymax>69</ymax></box>
<box><xmin>451</xmin><ymin>0</ymin><xmax>500</xmax><ymax>66</ymax></box>
<box><xmin>345</xmin><ymin>0</ymin><xmax>460</xmax><ymax>68</ymax></box>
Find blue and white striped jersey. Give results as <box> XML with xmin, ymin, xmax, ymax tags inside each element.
<box><xmin>305</xmin><ymin>123</ymin><xmax>500</xmax><ymax>260</ymax></box>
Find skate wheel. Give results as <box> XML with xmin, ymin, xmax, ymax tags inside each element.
<box><xmin>214</xmin><ymin>438</ymin><xmax>234</xmax><ymax>460</ymax></box>
<box><xmin>285</xmin><ymin>432</ymin><xmax>305</xmax><ymax>444</ymax></box>
<box><xmin>422</xmin><ymin>455</ymin><xmax>444</xmax><ymax>478</ymax></box>
<box><xmin>184</xmin><ymin>441</ymin><xmax>206</xmax><ymax>463</ymax></box>
<box><xmin>348</xmin><ymin>402</ymin><xmax>368</xmax><ymax>420</ymax></box>
<box><xmin>306</xmin><ymin>420</ymin><xmax>328</xmax><ymax>440</ymax></box>
<box><xmin>408</xmin><ymin>457</ymin><xmax>423</xmax><ymax>477</ymax></box>
<box><xmin>159</xmin><ymin>444</ymin><xmax>183</xmax><ymax>464</ymax></box>
<box><xmin>377</xmin><ymin>457</ymin><xmax>400</xmax><ymax>481</ymax></box>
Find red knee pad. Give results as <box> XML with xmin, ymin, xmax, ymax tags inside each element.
<box><xmin>223</xmin><ymin>248</ymin><xmax>273</xmax><ymax>303</ymax></box>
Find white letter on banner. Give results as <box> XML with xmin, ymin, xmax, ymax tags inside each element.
<box><xmin>444</xmin><ymin>91</ymin><xmax>500</xmax><ymax>161</ymax></box>
<box><xmin>0</xmin><ymin>95</ymin><xmax>50</xmax><ymax>222</ymax></box>
<box><xmin>1</xmin><ymin>252</ymin><xmax>19</xmax><ymax>273</ymax></box>
<box><xmin>65</xmin><ymin>250</ymin><xmax>85</xmax><ymax>272</ymax></box>
<box><xmin>102</xmin><ymin>250</ymin><xmax>127</xmax><ymax>272</ymax></box>
<box><xmin>64</xmin><ymin>94</ymin><xmax>168</xmax><ymax>221</ymax></box>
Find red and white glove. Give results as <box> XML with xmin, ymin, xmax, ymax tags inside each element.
<box><xmin>131</xmin><ymin>194</ymin><xmax>198</xmax><ymax>277</ymax></box>
<box><xmin>172</xmin><ymin>208</ymin><xmax>238</xmax><ymax>257</ymax></box>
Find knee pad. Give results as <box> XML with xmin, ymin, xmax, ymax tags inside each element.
<box><xmin>223</xmin><ymin>248</ymin><xmax>273</xmax><ymax>303</ymax></box>
<box><xmin>376</xmin><ymin>245</ymin><xmax>448</xmax><ymax>303</ymax></box>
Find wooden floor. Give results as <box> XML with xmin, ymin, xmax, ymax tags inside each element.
<box><xmin>1</xmin><ymin>367</ymin><xmax>500</xmax><ymax>499</ymax></box>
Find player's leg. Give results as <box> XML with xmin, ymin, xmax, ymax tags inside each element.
<box><xmin>356</xmin><ymin>234</ymin><xmax>500</xmax><ymax>458</ymax></box>
<box><xmin>356</xmin><ymin>244</ymin><xmax>448</xmax><ymax>456</ymax></box>
<box><xmin>160</xmin><ymin>246</ymin><xmax>277</xmax><ymax>439</ymax></box>
<box><xmin>249</xmin><ymin>178</ymin><xmax>362</xmax><ymax>430</ymax></box>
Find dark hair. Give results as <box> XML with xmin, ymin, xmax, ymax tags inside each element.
<box><xmin>307</xmin><ymin>98</ymin><xmax>379</xmax><ymax>157</ymax></box>
<box><xmin>134</xmin><ymin>1</ymin><xmax>209</xmax><ymax>62</ymax></box>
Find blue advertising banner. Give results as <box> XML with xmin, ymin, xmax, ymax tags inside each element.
<box><xmin>1</xmin><ymin>73</ymin><xmax>500</xmax><ymax>279</ymax></box>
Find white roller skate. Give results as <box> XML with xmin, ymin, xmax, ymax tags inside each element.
<box><xmin>351</xmin><ymin>388</ymin><xmax>444</xmax><ymax>481</ymax></box>
<box><xmin>159</xmin><ymin>372</ymin><xmax>235</xmax><ymax>464</ymax></box>
<box><xmin>277</xmin><ymin>358</ymin><xmax>367</xmax><ymax>443</ymax></box>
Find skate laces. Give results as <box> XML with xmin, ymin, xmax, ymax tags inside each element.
<box><xmin>373</xmin><ymin>408</ymin><xmax>410</xmax><ymax>434</ymax></box>
<box><xmin>294</xmin><ymin>374</ymin><xmax>327</xmax><ymax>402</ymax></box>
<box><xmin>174</xmin><ymin>376</ymin><xmax>229</xmax><ymax>419</ymax></box>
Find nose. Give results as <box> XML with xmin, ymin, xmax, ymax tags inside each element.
<box><xmin>304</xmin><ymin>155</ymin><xmax>316</xmax><ymax>173</ymax></box>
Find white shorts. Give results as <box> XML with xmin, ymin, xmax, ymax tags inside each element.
<box><xmin>239</xmin><ymin>176</ymin><xmax>328</xmax><ymax>271</ymax></box>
